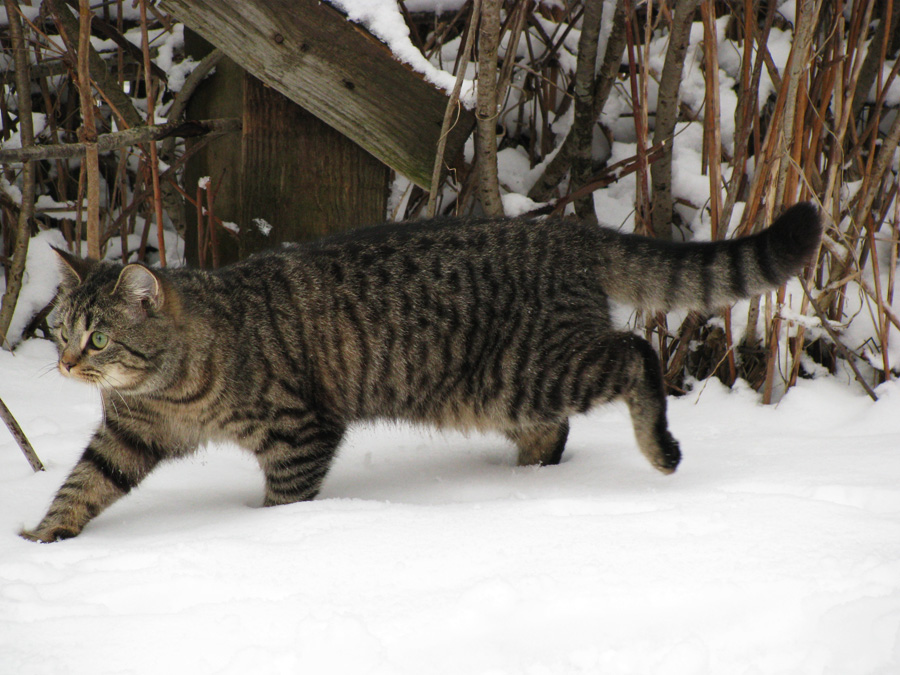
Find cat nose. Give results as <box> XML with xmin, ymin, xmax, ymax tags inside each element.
<box><xmin>59</xmin><ymin>354</ymin><xmax>78</xmax><ymax>373</ymax></box>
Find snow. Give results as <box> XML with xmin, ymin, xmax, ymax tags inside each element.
<box><xmin>501</xmin><ymin>192</ymin><xmax>543</xmax><ymax>217</ymax></box>
<box><xmin>253</xmin><ymin>218</ymin><xmax>273</xmax><ymax>237</ymax></box>
<box><xmin>2</xmin><ymin>338</ymin><xmax>899</xmax><ymax>674</ymax></box>
<box><xmin>0</xmin><ymin>113</ymin><xmax>48</xmax><ymax>150</ymax></box>
<box><xmin>0</xmin><ymin>229</ymin><xmax>67</xmax><ymax>348</ymax></box>
<box><xmin>330</xmin><ymin>0</ymin><xmax>474</xmax><ymax>104</ymax></box>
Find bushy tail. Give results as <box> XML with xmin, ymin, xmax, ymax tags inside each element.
<box><xmin>597</xmin><ymin>202</ymin><xmax>823</xmax><ymax>312</ymax></box>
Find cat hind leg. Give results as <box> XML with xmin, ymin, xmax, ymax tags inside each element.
<box><xmin>623</xmin><ymin>335</ymin><xmax>681</xmax><ymax>473</ymax></box>
<box><xmin>506</xmin><ymin>418</ymin><xmax>570</xmax><ymax>466</ymax></box>
<box><xmin>570</xmin><ymin>331</ymin><xmax>681</xmax><ymax>474</ymax></box>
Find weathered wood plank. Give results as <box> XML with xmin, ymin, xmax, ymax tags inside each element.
<box><xmin>159</xmin><ymin>0</ymin><xmax>474</xmax><ymax>189</ymax></box>
<box><xmin>240</xmin><ymin>74</ymin><xmax>390</xmax><ymax>251</ymax></box>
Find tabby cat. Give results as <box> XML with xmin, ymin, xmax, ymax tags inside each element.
<box><xmin>21</xmin><ymin>203</ymin><xmax>821</xmax><ymax>542</ymax></box>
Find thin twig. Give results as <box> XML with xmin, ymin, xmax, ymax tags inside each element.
<box><xmin>427</xmin><ymin>0</ymin><xmax>481</xmax><ymax>218</ymax></box>
<box><xmin>139</xmin><ymin>0</ymin><xmax>167</xmax><ymax>267</ymax></box>
<box><xmin>800</xmin><ymin>279</ymin><xmax>879</xmax><ymax>401</ymax></box>
<box><xmin>0</xmin><ymin>397</ymin><xmax>44</xmax><ymax>472</ymax></box>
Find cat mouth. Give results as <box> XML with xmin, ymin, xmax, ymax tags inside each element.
<box><xmin>59</xmin><ymin>365</ymin><xmax>93</xmax><ymax>382</ymax></box>
<box><xmin>58</xmin><ymin>363</ymin><xmax>106</xmax><ymax>386</ymax></box>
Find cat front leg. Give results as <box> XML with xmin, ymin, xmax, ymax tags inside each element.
<box><xmin>20</xmin><ymin>420</ymin><xmax>166</xmax><ymax>542</ymax></box>
<box><xmin>252</xmin><ymin>418</ymin><xmax>346</xmax><ymax>506</ymax></box>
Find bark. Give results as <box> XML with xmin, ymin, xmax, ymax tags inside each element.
<box><xmin>475</xmin><ymin>0</ymin><xmax>505</xmax><ymax>216</ymax></box>
<box><xmin>649</xmin><ymin>0</ymin><xmax>699</xmax><ymax>239</ymax></box>
<box><xmin>0</xmin><ymin>0</ymin><xmax>37</xmax><ymax>350</ymax></box>
<box><xmin>701</xmin><ymin>0</ymin><xmax>723</xmax><ymax>239</ymax></box>
<box><xmin>569</xmin><ymin>0</ymin><xmax>606</xmax><ymax>221</ymax></box>
<box><xmin>139</xmin><ymin>0</ymin><xmax>166</xmax><ymax>267</ymax></box>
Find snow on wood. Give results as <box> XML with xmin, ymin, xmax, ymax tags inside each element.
<box><xmin>158</xmin><ymin>0</ymin><xmax>475</xmax><ymax>189</ymax></box>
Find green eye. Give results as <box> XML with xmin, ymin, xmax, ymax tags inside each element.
<box><xmin>90</xmin><ymin>332</ymin><xmax>109</xmax><ymax>350</ymax></box>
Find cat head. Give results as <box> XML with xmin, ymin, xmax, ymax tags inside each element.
<box><xmin>51</xmin><ymin>248</ymin><xmax>180</xmax><ymax>393</ymax></box>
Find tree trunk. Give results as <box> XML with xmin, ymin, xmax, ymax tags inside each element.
<box><xmin>527</xmin><ymin>0</ymin><xmax>627</xmax><ymax>204</ymax></box>
<box><xmin>0</xmin><ymin>0</ymin><xmax>36</xmax><ymax>349</ymax></box>
<box><xmin>649</xmin><ymin>0</ymin><xmax>699</xmax><ymax>240</ymax></box>
<box><xmin>77</xmin><ymin>0</ymin><xmax>101</xmax><ymax>260</ymax></box>
<box><xmin>475</xmin><ymin>0</ymin><xmax>505</xmax><ymax>217</ymax></box>
<box><xmin>569</xmin><ymin>0</ymin><xmax>606</xmax><ymax>222</ymax></box>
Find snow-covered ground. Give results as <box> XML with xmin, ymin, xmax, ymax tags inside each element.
<box><xmin>2</xmin><ymin>338</ymin><xmax>899</xmax><ymax>674</ymax></box>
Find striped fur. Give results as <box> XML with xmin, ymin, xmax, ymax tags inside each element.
<box><xmin>21</xmin><ymin>203</ymin><xmax>821</xmax><ymax>541</ymax></box>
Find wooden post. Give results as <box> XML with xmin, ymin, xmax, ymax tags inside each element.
<box><xmin>239</xmin><ymin>75</ymin><xmax>389</xmax><ymax>253</ymax></box>
<box><xmin>183</xmin><ymin>34</ymin><xmax>389</xmax><ymax>264</ymax></box>
<box><xmin>183</xmin><ymin>36</ymin><xmax>243</xmax><ymax>266</ymax></box>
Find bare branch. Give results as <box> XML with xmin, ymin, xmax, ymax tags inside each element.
<box><xmin>527</xmin><ymin>0</ymin><xmax>627</xmax><ymax>203</ymax></box>
<box><xmin>43</xmin><ymin>0</ymin><xmax>144</xmax><ymax>129</ymax></box>
<box><xmin>427</xmin><ymin>0</ymin><xmax>481</xmax><ymax>218</ymax></box>
<box><xmin>0</xmin><ymin>397</ymin><xmax>44</xmax><ymax>472</ymax></box>
<box><xmin>139</xmin><ymin>0</ymin><xmax>167</xmax><ymax>267</ymax></box>
<box><xmin>0</xmin><ymin>118</ymin><xmax>242</xmax><ymax>163</ymax></box>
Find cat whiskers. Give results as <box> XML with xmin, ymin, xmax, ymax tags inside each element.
<box><xmin>37</xmin><ymin>362</ymin><xmax>59</xmax><ymax>379</ymax></box>
<box><xmin>98</xmin><ymin>374</ymin><xmax>133</xmax><ymax>417</ymax></box>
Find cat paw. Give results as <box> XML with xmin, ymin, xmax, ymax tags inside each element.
<box><xmin>653</xmin><ymin>431</ymin><xmax>681</xmax><ymax>475</ymax></box>
<box><xmin>19</xmin><ymin>525</ymin><xmax>78</xmax><ymax>543</ymax></box>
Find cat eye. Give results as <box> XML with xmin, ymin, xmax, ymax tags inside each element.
<box><xmin>90</xmin><ymin>332</ymin><xmax>110</xmax><ymax>350</ymax></box>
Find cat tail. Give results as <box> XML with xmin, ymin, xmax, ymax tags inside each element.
<box><xmin>596</xmin><ymin>202</ymin><xmax>823</xmax><ymax>312</ymax></box>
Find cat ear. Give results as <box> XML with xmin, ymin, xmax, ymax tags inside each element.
<box><xmin>113</xmin><ymin>264</ymin><xmax>165</xmax><ymax>313</ymax></box>
<box><xmin>53</xmin><ymin>246</ymin><xmax>93</xmax><ymax>291</ymax></box>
